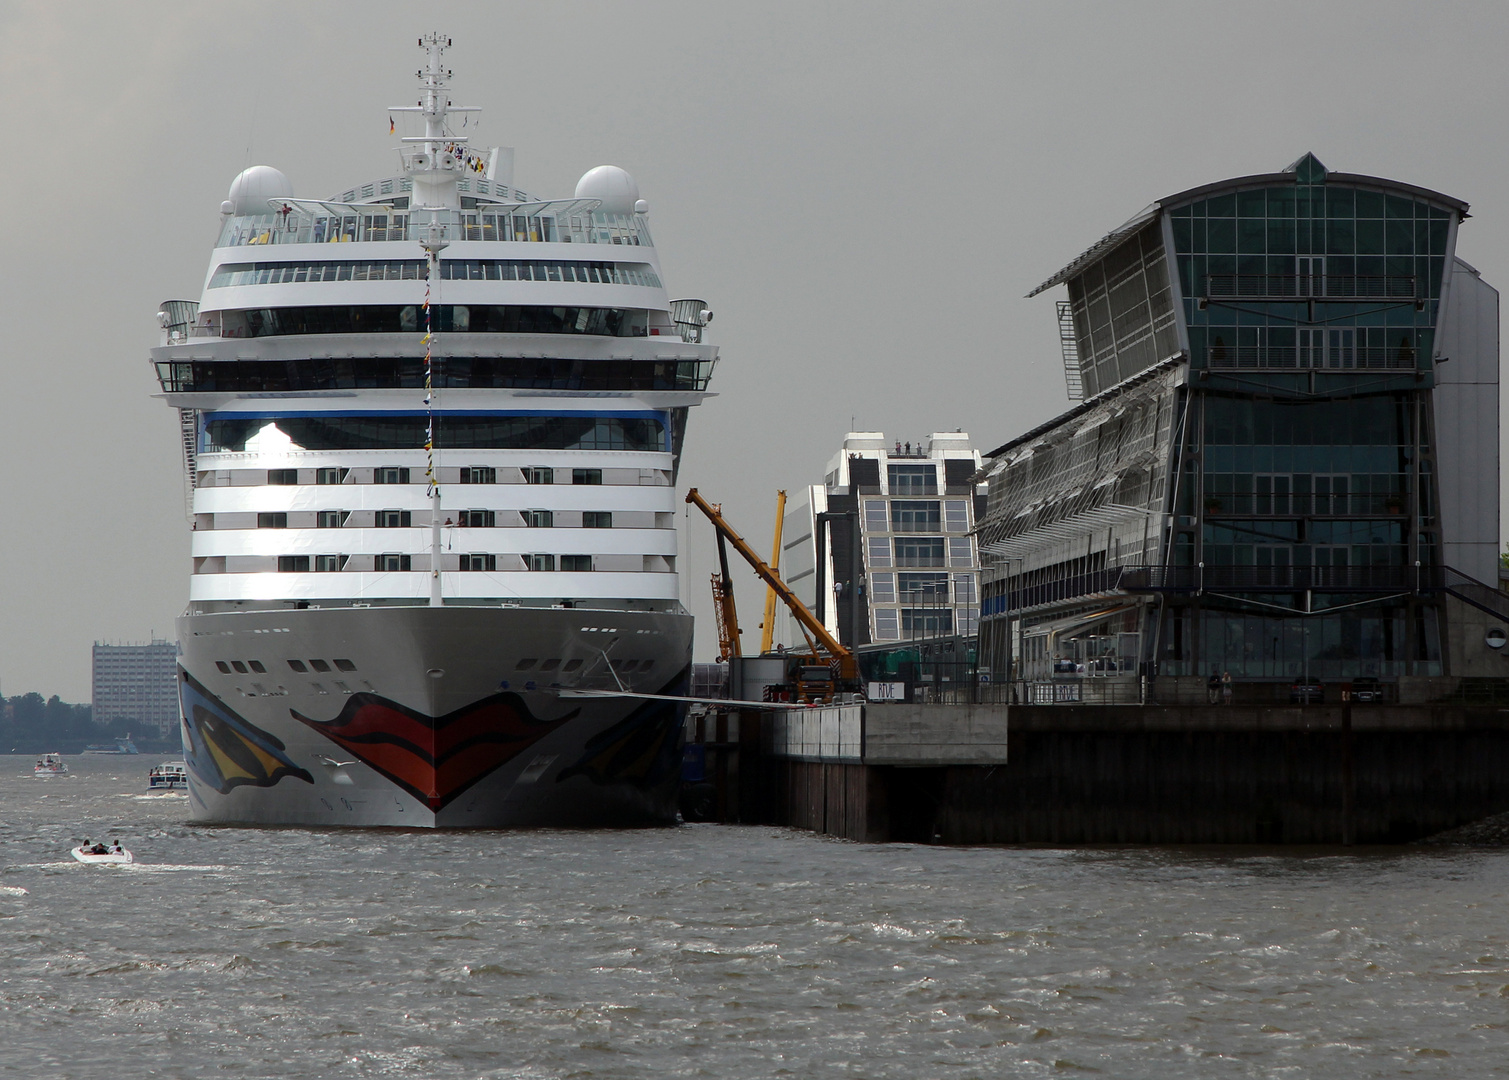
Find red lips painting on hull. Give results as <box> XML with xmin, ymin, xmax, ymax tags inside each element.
<box><xmin>291</xmin><ymin>691</ymin><xmax>579</xmax><ymax>811</ymax></box>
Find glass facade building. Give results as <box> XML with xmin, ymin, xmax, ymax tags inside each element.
<box><xmin>977</xmin><ymin>155</ymin><xmax>1500</xmax><ymax>699</ymax></box>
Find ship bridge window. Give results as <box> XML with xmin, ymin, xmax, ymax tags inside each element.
<box><xmin>209</xmin><ymin>261</ymin><xmax>426</xmax><ymax>287</ymax></box>
<box><xmin>437</xmin><ymin>260</ymin><xmax>662</xmax><ymax>288</ymax></box>
<box><xmin>217</xmin><ymin>305</ymin><xmax>650</xmax><ymax>339</ymax></box>
<box><xmin>161</xmin><ymin>357</ymin><xmax>714</xmax><ymax>394</ymax></box>
<box><xmin>205</xmin><ymin>415</ymin><xmax>667</xmax><ymax>454</ymax></box>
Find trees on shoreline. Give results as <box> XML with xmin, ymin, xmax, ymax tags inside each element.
<box><xmin>0</xmin><ymin>694</ymin><xmax>175</xmax><ymax>753</ymax></box>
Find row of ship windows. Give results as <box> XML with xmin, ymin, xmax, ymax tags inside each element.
<box><xmin>236</xmin><ymin>467</ymin><xmax>620</xmax><ymax>486</ymax></box>
<box><xmin>215</xmin><ymin>658</ymin><xmax>357</xmax><ymax>675</ymax></box>
<box><xmin>250</xmin><ymin>511</ymin><xmax>619</xmax><ymax>528</ymax></box>
<box><xmin>268</xmin><ymin>554</ymin><xmax>602</xmax><ymax>572</ymax></box>
<box><xmin>514</xmin><ymin>657</ymin><xmax>654</xmax><ymax>673</ymax></box>
<box><xmin>209</xmin><ymin>260</ymin><xmax>662</xmax><ymax>289</ymax></box>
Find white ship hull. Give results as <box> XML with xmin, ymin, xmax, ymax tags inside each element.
<box><xmin>177</xmin><ymin>605</ymin><xmax>691</xmax><ymax>827</ymax></box>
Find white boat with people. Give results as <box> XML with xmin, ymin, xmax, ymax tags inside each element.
<box><xmin>33</xmin><ymin>753</ymin><xmax>68</xmax><ymax>779</ymax></box>
<box><xmin>148</xmin><ymin>761</ymin><xmax>189</xmax><ymax>790</ymax></box>
<box><xmin>72</xmin><ymin>841</ymin><xmax>133</xmax><ymax>865</ymax></box>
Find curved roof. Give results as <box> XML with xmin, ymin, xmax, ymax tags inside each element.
<box><xmin>1027</xmin><ymin>153</ymin><xmax>1470</xmax><ymax>298</ymax></box>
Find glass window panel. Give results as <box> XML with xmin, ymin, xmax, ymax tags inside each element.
<box><xmin>1267</xmin><ymin>218</ymin><xmax>1296</xmax><ymax>254</ymax></box>
<box><xmin>1207</xmin><ymin>219</ymin><xmax>1235</xmax><ymax>254</ymax></box>
<box><xmin>1355</xmin><ymin>219</ymin><xmax>1385</xmax><ymax>255</ymax></box>
<box><xmin>1355</xmin><ymin>190</ymin><xmax>1385</xmax><ymax>218</ymax></box>
<box><xmin>1238</xmin><ymin>218</ymin><xmax>1266</xmax><ymax>253</ymax></box>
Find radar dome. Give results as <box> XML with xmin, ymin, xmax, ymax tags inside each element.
<box><xmin>574</xmin><ymin>165</ymin><xmax>640</xmax><ymax>215</ymax></box>
<box><xmin>227</xmin><ymin>165</ymin><xmax>294</xmax><ymax>215</ymax></box>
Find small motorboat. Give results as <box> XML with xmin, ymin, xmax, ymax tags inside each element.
<box><xmin>147</xmin><ymin>761</ymin><xmax>188</xmax><ymax>790</ymax></box>
<box><xmin>33</xmin><ymin>753</ymin><xmax>68</xmax><ymax>778</ymax></box>
<box><xmin>72</xmin><ymin>842</ymin><xmax>133</xmax><ymax>865</ymax></box>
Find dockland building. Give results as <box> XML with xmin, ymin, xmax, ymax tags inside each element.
<box><xmin>976</xmin><ymin>154</ymin><xmax>1503</xmax><ymax>701</ymax></box>
<box><xmin>782</xmin><ymin>432</ymin><xmax>985</xmax><ymax>695</ymax></box>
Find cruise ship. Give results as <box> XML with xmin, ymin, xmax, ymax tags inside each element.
<box><xmin>151</xmin><ymin>34</ymin><xmax>717</xmax><ymax>826</ymax></box>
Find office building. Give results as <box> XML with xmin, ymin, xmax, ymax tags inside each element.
<box><xmin>976</xmin><ymin>154</ymin><xmax>1501</xmax><ymax>697</ymax></box>
<box><xmin>781</xmin><ymin>433</ymin><xmax>985</xmax><ymax>687</ymax></box>
<box><xmin>92</xmin><ymin>639</ymin><xmax>179</xmax><ymax>734</ymax></box>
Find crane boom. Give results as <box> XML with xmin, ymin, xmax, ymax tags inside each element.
<box><xmin>759</xmin><ymin>490</ymin><xmax>787</xmax><ymax>654</ymax></box>
<box><xmin>686</xmin><ymin>488</ymin><xmax>857</xmax><ymax>680</ymax></box>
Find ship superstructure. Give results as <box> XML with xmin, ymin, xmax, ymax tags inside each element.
<box><xmin>151</xmin><ymin>35</ymin><xmax>716</xmax><ymax>826</ymax></box>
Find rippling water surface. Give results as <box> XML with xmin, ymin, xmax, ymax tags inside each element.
<box><xmin>2</xmin><ymin>755</ymin><xmax>1507</xmax><ymax>1077</ymax></box>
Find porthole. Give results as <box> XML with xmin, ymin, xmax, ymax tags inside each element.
<box><xmin>288</xmin><ymin>659</ymin><xmax>308</xmax><ymax>673</ymax></box>
<box><xmin>334</xmin><ymin>658</ymin><xmax>357</xmax><ymax>672</ymax></box>
<box><xmin>1487</xmin><ymin>628</ymin><xmax>1506</xmax><ymax>649</ymax></box>
<box><xmin>215</xmin><ymin>661</ymin><xmax>231</xmax><ymax>674</ymax></box>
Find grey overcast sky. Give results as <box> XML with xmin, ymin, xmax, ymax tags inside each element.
<box><xmin>2</xmin><ymin>0</ymin><xmax>1507</xmax><ymax>699</ymax></box>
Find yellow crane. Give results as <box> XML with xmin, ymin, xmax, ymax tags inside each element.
<box><xmin>686</xmin><ymin>488</ymin><xmax>858</xmax><ymax>682</ymax></box>
<box><xmin>758</xmin><ymin>490</ymin><xmax>787</xmax><ymax>654</ymax></box>
<box><xmin>707</xmin><ymin>498</ymin><xmax>742</xmax><ymax>661</ymax></box>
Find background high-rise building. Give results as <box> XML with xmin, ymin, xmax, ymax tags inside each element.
<box><xmin>91</xmin><ymin>639</ymin><xmax>179</xmax><ymax>734</ymax></box>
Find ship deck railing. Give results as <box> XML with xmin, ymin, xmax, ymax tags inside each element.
<box><xmin>219</xmin><ymin>207</ymin><xmax>651</xmax><ymax>250</ymax></box>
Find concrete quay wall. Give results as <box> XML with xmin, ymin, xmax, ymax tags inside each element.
<box><xmin>766</xmin><ymin>703</ymin><xmax>1509</xmax><ymax>845</ymax></box>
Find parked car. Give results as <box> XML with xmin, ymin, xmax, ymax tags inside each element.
<box><xmin>1289</xmin><ymin>679</ymin><xmax>1324</xmax><ymax>704</ymax></box>
<box><xmin>1349</xmin><ymin>677</ymin><xmax>1383</xmax><ymax>703</ymax></box>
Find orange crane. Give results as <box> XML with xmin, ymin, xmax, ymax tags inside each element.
<box><xmin>758</xmin><ymin>490</ymin><xmax>787</xmax><ymax>654</ymax></box>
<box><xmin>686</xmin><ymin>488</ymin><xmax>858</xmax><ymax>682</ymax></box>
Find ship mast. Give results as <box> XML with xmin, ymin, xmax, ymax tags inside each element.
<box><xmin>391</xmin><ymin>33</ymin><xmax>480</xmax><ymax>607</ymax></box>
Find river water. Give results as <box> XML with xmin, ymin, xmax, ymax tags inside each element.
<box><xmin>1</xmin><ymin>755</ymin><xmax>1506</xmax><ymax>1078</ymax></box>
